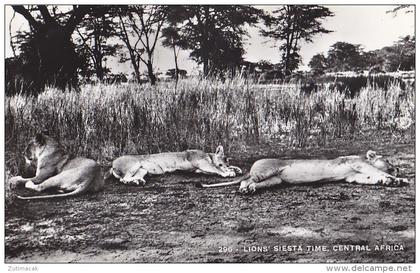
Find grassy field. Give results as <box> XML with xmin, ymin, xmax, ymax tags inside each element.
<box><xmin>5</xmin><ymin>77</ymin><xmax>414</xmax><ymax>170</ymax></box>
<box><xmin>4</xmin><ymin>78</ymin><xmax>415</xmax><ymax>263</ymax></box>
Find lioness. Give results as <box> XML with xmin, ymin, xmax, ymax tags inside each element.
<box><xmin>107</xmin><ymin>146</ymin><xmax>242</xmax><ymax>185</ymax></box>
<box><xmin>201</xmin><ymin>150</ymin><xmax>408</xmax><ymax>194</ymax></box>
<box><xmin>9</xmin><ymin>133</ymin><xmax>104</xmax><ymax>200</ymax></box>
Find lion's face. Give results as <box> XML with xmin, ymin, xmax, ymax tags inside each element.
<box><xmin>24</xmin><ymin>140</ymin><xmax>41</xmax><ymax>164</ymax></box>
<box><xmin>372</xmin><ymin>157</ymin><xmax>398</xmax><ymax>176</ymax></box>
<box><xmin>24</xmin><ymin>133</ymin><xmax>50</xmax><ymax>165</ymax></box>
<box><xmin>366</xmin><ymin>150</ymin><xmax>398</xmax><ymax>176</ymax></box>
<box><xmin>212</xmin><ymin>145</ymin><xmax>236</xmax><ymax>177</ymax></box>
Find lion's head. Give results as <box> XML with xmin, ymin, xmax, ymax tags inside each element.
<box><xmin>211</xmin><ymin>146</ymin><xmax>237</xmax><ymax>177</ymax></box>
<box><xmin>366</xmin><ymin>150</ymin><xmax>398</xmax><ymax>176</ymax></box>
<box><xmin>24</xmin><ymin>132</ymin><xmax>59</xmax><ymax>165</ymax></box>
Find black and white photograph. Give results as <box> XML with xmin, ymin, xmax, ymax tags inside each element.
<box><xmin>3</xmin><ymin>1</ymin><xmax>416</xmax><ymax>267</ymax></box>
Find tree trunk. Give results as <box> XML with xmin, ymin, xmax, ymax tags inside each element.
<box><xmin>94</xmin><ymin>59</ymin><xmax>104</xmax><ymax>81</ymax></box>
<box><xmin>147</xmin><ymin>60</ymin><xmax>156</xmax><ymax>85</ymax></box>
<box><xmin>133</xmin><ymin>63</ymin><xmax>142</xmax><ymax>83</ymax></box>
<box><xmin>93</xmin><ymin>30</ymin><xmax>104</xmax><ymax>81</ymax></box>
<box><xmin>202</xmin><ymin>6</ymin><xmax>210</xmax><ymax>77</ymax></box>
<box><xmin>173</xmin><ymin>44</ymin><xmax>179</xmax><ymax>82</ymax></box>
<box><xmin>203</xmin><ymin>58</ymin><xmax>209</xmax><ymax>77</ymax></box>
<box><xmin>117</xmin><ymin>14</ymin><xmax>141</xmax><ymax>83</ymax></box>
<box><xmin>130</xmin><ymin>53</ymin><xmax>141</xmax><ymax>83</ymax></box>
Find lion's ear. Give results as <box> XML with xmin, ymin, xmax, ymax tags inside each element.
<box><xmin>35</xmin><ymin>132</ymin><xmax>46</xmax><ymax>145</ymax></box>
<box><xmin>366</xmin><ymin>150</ymin><xmax>377</xmax><ymax>160</ymax></box>
<box><xmin>215</xmin><ymin>145</ymin><xmax>224</xmax><ymax>155</ymax></box>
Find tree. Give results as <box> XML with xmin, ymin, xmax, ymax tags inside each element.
<box><xmin>256</xmin><ymin>60</ymin><xmax>274</xmax><ymax>72</ymax></box>
<box><xmin>75</xmin><ymin>7</ymin><xmax>120</xmax><ymax>81</ymax></box>
<box><xmin>359</xmin><ymin>51</ymin><xmax>384</xmax><ymax>72</ymax></box>
<box><xmin>161</xmin><ymin>25</ymin><xmax>186</xmax><ymax>82</ymax></box>
<box><xmin>386</xmin><ymin>5</ymin><xmax>414</xmax><ymax>16</ymax></box>
<box><xmin>261</xmin><ymin>5</ymin><xmax>333</xmax><ymax>75</ymax></box>
<box><xmin>326</xmin><ymin>42</ymin><xmax>364</xmax><ymax>72</ymax></box>
<box><xmin>116</xmin><ymin>5</ymin><xmax>167</xmax><ymax>85</ymax></box>
<box><xmin>165</xmin><ymin>5</ymin><xmax>262</xmax><ymax>77</ymax></box>
<box><xmin>10</xmin><ymin>5</ymin><xmax>93</xmax><ymax>93</ymax></box>
<box><xmin>316</xmin><ymin>36</ymin><xmax>415</xmax><ymax>74</ymax></box>
<box><xmin>308</xmin><ymin>53</ymin><xmax>328</xmax><ymax>75</ymax></box>
<box><xmin>383</xmin><ymin>35</ymin><xmax>415</xmax><ymax>71</ymax></box>
<box><xmin>115</xmin><ymin>8</ymin><xmax>141</xmax><ymax>83</ymax></box>
<box><xmin>166</xmin><ymin>68</ymin><xmax>187</xmax><ymax>79</ymax></box>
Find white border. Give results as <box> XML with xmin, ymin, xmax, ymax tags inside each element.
<box><xmin>1</xmin><ymin>1</ymin><xmax>418</xmax><ymax>272</ymax></box>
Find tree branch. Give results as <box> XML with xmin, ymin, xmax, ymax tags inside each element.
<box><xmin>12</xmin><ymin>5</ymin><xmax>41</xmax><ymax>31</ymax></box>
<box><xmin>75</xmin><ymin>27</ymin><xmax>97</xmax><ymax>64</ymax></box>
<box><xmin>150</xmin><ymin>19</ymin><xmax>164</xmax><ymax>54</ymax></box>
<box><xmin>9</xmin><ymin>10</ymin><xmax>17</xmax><ymax>57</ymax></box>
<box><xmin>38</xmin><ymin>5</ymin><xmax>56</xmax><ymax>25</ymax></box>
<box><xmin>139</xmin><ymin>12</ymin><xmax>151</xmax><ymax>52</ymax></box>
<box><xmin>65</xmin><ymin>5</ymin><xmax>91</xmax><ymax>34</ymax></box>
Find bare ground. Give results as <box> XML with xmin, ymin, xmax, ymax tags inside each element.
<box><xmin>5</xmin><ymin>137</ymin><xmax>415</xmax><ymax>263</ymax></box>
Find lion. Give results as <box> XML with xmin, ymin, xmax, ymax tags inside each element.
<box><xmin>8</xmin><ymin>132</ymin><xmax>104</xmax><ymax>200</ymax></box>
<box><xmin>200</xmin><ymin>150</ymin><xmax>408</xmax><ymax>194</ymax></box>
<box><xmin>106</xmin><ymin>146</ymin><xmax>242</xmax><ymax>185</ymax></box>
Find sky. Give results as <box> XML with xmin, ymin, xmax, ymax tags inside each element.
<box><xmin>4</xmin><ymin>5</ymin><xmax>415</xmax><ymax>76</ymax></box>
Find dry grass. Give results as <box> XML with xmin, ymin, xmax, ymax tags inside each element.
<box><xmin>5</xmin><ymin>77</ymin><xmax>414</xmax><ymax>171</ymax></box>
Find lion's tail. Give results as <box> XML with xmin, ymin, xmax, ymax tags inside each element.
<box><xmin>17</xmin><ymin>182</ymin><xmax>91</xmax><ymax>200</ymax></box>
<box><xmin>199</xmin><ymin>174</ymin><xmax>250</xmax><ymax>188</ymax></box>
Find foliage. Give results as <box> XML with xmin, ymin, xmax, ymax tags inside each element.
<box><xmin>386</xmin><ymin>5</ymin><xmax>414</xmax><ymax>15</ymax></box>
<box><xmin>8</xmin><ymin>5</ymin><xmax>95</xmax><ymax>94</ymax></box>
<box><xmin>380</xmin><ymin>36</ymin><xmax>415</xmax><ymax>71</ymax></box>
<box><xmin>261</xmin><ymin>5</ymin><xmax>333</xmax><ymax>75</ymax></box>
<box><xmin>165</xmin><ymin>5</ymin><xmax>262</xmax><ymax>76</ymax></box>
<box><xmin>309</xmin><ymin>36</ymin><xmax>415</xmax><ymax>74</ymax></box>
<box><xmin>256</xmin><ymin>60</ymin><xmax>275</xmax><ymax>71</ymax></box>
<box><xmin>166</xmin><ymin>68</ymin><xmax>187</xmax><ymax>79</ymax></box>
<box><xmin>317</xmin><ymin>74</ymin><xmax>408</xmax><ymax>97</ymax></box>
<box><xmin>75</xmin><ymin>7</ymin><xmax>121</xmax><ymax>81</ymax></box>
<box><xmin>116</xmin><ymin>5</ymin><xmax>167</xmax><ymax>85</ymax></box>
<box><xmin>308</xmin><ymin>53</ymin><xmax>328</xmax><ymax>75</ymax></box>
<box><xmin>161</xmin><ymin>25</ymin><xmax>186</xmax><ymax>81</ymax></box>
<box><xmin>326</xmin><ymin>42</ymin><xmax>364</xmax><ymax>72</ymax></box>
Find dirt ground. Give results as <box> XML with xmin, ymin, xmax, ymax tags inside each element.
<box><xmin>5</xmin><ymin>137</ymin><xmax>415</xmax><ymax>263</ymax></box>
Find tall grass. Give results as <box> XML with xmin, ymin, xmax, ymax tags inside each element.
<box><xmin>5</xmin><ymin>77</ymin><xmax>414</xmax><ymax>169</ymax></box>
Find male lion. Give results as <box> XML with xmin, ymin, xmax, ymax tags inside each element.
<box><xmin>9</xmin><ymin>133</ymin><xmax>104</xmax><ymax>200</ymax></box>
<box><xmin>107</xmin><ymin>146</ymin><xmax>242</xmax><ymax>185</ymax></box>
<box><xmin>201</xmin><ymin>150</ymin><xmax>408</xmax><ymax>194</ymax></box>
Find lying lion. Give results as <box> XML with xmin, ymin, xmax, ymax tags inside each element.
<box><xmin>201</xmin><ymin>150</ymin><xmax>408</xmax><ymax>194</ymax></box>
<box><xmin>9</xmin><ymin>133</ymin><xmax>104</xmax><ymax>200</ymax></box>
<box><xmin>107</xmin><ymin>146</ymin><xmax>242</xmax><ymax>185</ymax></box>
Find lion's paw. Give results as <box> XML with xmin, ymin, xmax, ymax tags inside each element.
<box><xmin>131</xmin><ymin>179</ymin><xmax>146</xmax><ymax>186</ymax></box>
<box><xmin>248</xmin><ymin>183</ymin><xmax>256</xmax><ymax>193</ymax></box>
<box><xmin>239</xmin><ymin>186</ymin><xmax>248</xmax><ymax>194</ymax></box>
<box><xmin>25</xmin><ymin>180</ymin><xmax>37</xmax><ymax>190</ymax></box>
<box><xmin>381</xmin><ymin>177</ymin><xmax>407</xmax><ymax>187</ymax></box>
<box><xmin>230</xmin><ymin>166</ymin><xmax>243</xmax><ymax>175</ymax></box>
<box><xmin>239</xmin><ymin>183</ymin><xmax>256</xmax><ymax>195</ymax></box>
<box><xmin>391</xmin><ymin>178</ymin><xmax>409</xmax><ymax>187</ymax></box>
<box><xmin>222</xmin><ymin>171</ymin><xmax>236</xmax><ymax>178</ymax></box>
